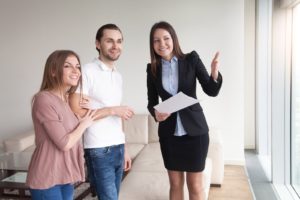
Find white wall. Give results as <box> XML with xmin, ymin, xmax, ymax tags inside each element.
<box><xmin>0</xmin><ymin>0</ymin><xmax>245</xmax><ymax>164</ymax></box>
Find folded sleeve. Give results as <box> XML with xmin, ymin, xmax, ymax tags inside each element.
<box><xmin>32</xmin><ymin>94</ymin><xmax>70</xmax><ymax>151</ymax></box>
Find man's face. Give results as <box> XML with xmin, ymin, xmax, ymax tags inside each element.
<box><xmin>96</xmin><ymin>29</ymin><xmax>123</xmax><ymax>62</ymax></box>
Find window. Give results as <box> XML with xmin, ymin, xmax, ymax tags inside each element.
<box><xmin>255</xmin><ymin>0</ymin><xmax>272</xmax><ymax>181</ymax></box>
<box><xmin>291</xmin><ymin>3</ymin><xmax>300</xmax><ymax>196</ymax></box>
<box><xmin>257</xmin><ymin>1</ymin><xmax>300</xmax><ymax>199</ymax></box>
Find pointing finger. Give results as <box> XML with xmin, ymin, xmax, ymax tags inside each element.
<box><xmin>213</xmin><ymin>52</ymin><xmax>219</xmax><ymax>61</ymax></box>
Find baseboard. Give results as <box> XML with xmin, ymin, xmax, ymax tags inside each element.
<box><xmin>210</xmin><ymin>183</ymin><xmax>221</xmax><ymax>187</ymax></box>
<box><xmin>224</xmin><ymin>160</ymin><xmax>245</xmax><ymax>165</ymax></box>
<box><xmin>244</xmin><ymin>145</ymin><xmax>255</xmax><ymax>149</ymax></box>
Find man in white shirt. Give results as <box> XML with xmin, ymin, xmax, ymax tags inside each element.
<box><xmin>69</xmin><ymin>24</ymin><xmax>134</xmax><ymax>200</ymax></box>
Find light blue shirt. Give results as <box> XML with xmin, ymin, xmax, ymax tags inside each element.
<box><xmin>161</xmin><ymin>57</ymin><xmax>187</xmax><ymax>136</ymax></box>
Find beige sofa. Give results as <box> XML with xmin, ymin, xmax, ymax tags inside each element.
<box><xmin>3</xmin><ymin>114</ymin><xmax>224</xmax><ymax>200</ymax></box>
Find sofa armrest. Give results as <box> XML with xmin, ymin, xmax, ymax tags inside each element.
<box><xmin>3</xmin><ymin>130</ymin><xmax>35</xmax><ymax>153</ymax></box>
<box><xmin>208</xmin><ymin>127</ymin><xmax>224</xmax><ymax>186</ymax></box>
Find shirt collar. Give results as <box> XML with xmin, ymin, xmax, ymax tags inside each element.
<box><xmin>93</xmin><ymin>57</ymin><xmax>117</xmax><ymax>71</ymax></box>
<box><xmin>161</xmin><ymin>56</ymin><xmax>178</xmax><ymax>65</ymax></box>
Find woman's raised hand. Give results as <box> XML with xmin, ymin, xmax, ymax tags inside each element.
<box><xmin>211</xmin><ymin>51</ymin><xmax>220</xmax><ymax>81</ymax></box>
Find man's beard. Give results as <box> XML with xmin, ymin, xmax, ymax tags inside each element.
<box><xmin>105</xmin><ymin>54</ymin><xmax>120</xmax><ymax>61</ymax></box>
<box><xmin>102</xmin><ymin>48</ymin><xmax>121</xmax><ymax>61</ymax></box>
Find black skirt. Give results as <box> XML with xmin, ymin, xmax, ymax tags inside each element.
<box><xmin>159</xmin><ymin>134</ymin><xmax>209</xmax><ymax>172</ymax></box>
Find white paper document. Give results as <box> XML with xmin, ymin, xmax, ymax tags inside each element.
<box><xmin>154</xmin><ymin>92</ymin><xmax>198</xmax><ymax>113</ymax></box>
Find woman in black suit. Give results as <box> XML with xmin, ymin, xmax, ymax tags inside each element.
<box><xmin>147</xmin><ymin>21</ymin><xmax>222</xmax><ymax>200</ymax></box>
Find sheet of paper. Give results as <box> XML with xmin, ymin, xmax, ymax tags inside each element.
<box><xmin>154</xmin><ymin>92</ymin><xmax>198</xmax><ymax>113</ymax></box>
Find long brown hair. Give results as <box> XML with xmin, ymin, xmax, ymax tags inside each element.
<box><xmin>39</xmin><ymin>50</ymin><xmax>82</xmax><ymax>95</ymax></box>
<box><xmin>149</xmin><ymin>21</ymin><xmax>185</xmax><ymax>76</ymax></box>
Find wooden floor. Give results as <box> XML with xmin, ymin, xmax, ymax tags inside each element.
<box><xmin>209</xmin><ymin>165</ymin><xmax>254</xmax><ymax>200</ymax></box>
<box><xmin>80</xmin><ymin>165</ymin><xmax>254</xmax><ymax>200</ymax></box>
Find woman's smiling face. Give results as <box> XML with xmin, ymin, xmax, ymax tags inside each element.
<box><xmin>153</xmin><ymin>28</ymin><xmax>174</xmax><ymax>61</ymax></box>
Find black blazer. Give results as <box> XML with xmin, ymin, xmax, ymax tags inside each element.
<box><xmin>147</xmin><ymin>51</ymin><xmax>222</xmax><ymax>138</ymax></box>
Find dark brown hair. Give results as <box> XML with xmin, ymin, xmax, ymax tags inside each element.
<box><xmin>95</xmin><ymin>23</ymin><xmax>123</xmax><ymax>54</ymax></box>
<box><xmin>149</xmin><ymin>21</ymin><xmax>185</xmax><ymax>76</ymax></box>
<box><xmin>40</xmin><ymin>50</ymin><xmax>82</xmax><ymax>95</ymax></box>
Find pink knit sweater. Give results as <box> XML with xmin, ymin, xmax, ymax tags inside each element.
<box><xmin>26</xmin><ymin>91</ymin><xmax>85</xmax><ymax>189</ymax></box>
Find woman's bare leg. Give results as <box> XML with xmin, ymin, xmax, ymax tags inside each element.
<box><xmin>186</xmin><ymin>172</ymin><xmax>205</xmax><ymax>200</ymax></box>
<box><xmin>167</xmin><ymin>170</ymin><xmax>185</xmax><ymax>200</ymax></box>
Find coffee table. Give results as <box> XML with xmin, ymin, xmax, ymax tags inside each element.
<box><xmin>0</xmin><ymin>152</ymin><xmax>32</xmax><ymax>199</ymax></box>
<box><xmin>0</xmin><ymin>152</ymin><xmax>90</xmax><ymax>200</ymax></box>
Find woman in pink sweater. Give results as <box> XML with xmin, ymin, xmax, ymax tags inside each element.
<box><xmin>26</xmin><ymin>50</ymin><xmax>97</xmax><ymax>200</ymax></box>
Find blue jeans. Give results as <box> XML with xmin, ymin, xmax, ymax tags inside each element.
<box><xmin>84</xmin><ymin>144</ymin><xmax>124</xmax><ymax>200</ymax></box>
<box><xmin>30</xmin><ymin>184</ymin><xmax>74</xmax><ymax>200</ymax></box>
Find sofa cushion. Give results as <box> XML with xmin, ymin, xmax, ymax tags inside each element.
<box><xmin>123</xmin><ymin>114</ymin><xmax>148</xmax><ymax>144</ymax></box>
<box><xmin>23</xmin><ymin>145</ymin><xmax>36</xmax><ymax>153</ymax></box>
<box><xmin>3</xmin><ymin>130</ymin><xmax>35</xmax><ymax>153</ymax></box>
<box><xmin>130</xmin><ymin>143</ymin><xmax>165</xmax><ymax>172</ymax></box>
<box><xmin>126</xmin><ymin>143</ymin><xmax>145</xmax><ymax>160</ymax></box>
<box><xmin>148</xmin><ymin>115</ymin><xmax>159</xmax><ymax>143</ymax></box>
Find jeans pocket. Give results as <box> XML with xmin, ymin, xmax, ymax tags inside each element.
<box><xmin>88</xmin><ymin>147</ymin><xmax>111</xmax><ymax>158</ymax></box>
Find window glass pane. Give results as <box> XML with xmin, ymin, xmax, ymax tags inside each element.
<box><xmin>291</xmin><ymin>3</ymin><xmax>300</xmax><ymax>196</ymax></box>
